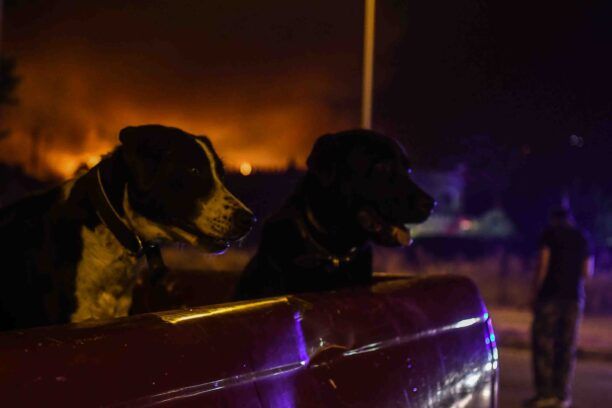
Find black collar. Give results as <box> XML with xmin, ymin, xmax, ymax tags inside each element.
<box><xmin>86</xmin><ymin>162</ymin><xmax>168</xmax><ymax>284</ymax></box>
<box><xmin>294</xmin><ymin>204</ymin><xmax>362</xmax><ymax>269</ymax></box>
<box><xmin>88</xmin><ymin>164</ymin><xmax>143</xmax><ymax>255</ymax></box>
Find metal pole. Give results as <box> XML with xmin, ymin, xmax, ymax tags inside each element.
<box><xmin>361</xmin><ymin>0</ymin><xmax>375</xmax><ymax>129</ymax></box>
<box><xmin>0</xmin><ymin>0</ymin><xmax>4</xmax><ymax>55</ymax></box>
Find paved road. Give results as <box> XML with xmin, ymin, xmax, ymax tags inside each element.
<box><xmin>499</xmin><ymin>348</ymin><xmax>612</xmax><ymax>407</ymax></box>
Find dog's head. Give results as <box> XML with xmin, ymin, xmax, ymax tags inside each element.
<box><xmin>119</xmin><ymin>125</ymin><xmax>254</xmax><ymax>252</ymax></box>
<box><xmin>307</xmin><ymin>129</ymin><xmax>435</xmax><ymax>247</ymax></box>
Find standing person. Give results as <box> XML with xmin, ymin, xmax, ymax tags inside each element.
<box><xmin>525</xmin><ymin>207</ymin><xmax>595</xmax><ymax>408</ymax></box>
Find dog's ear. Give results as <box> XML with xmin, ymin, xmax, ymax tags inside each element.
<box><xmin>307</xmin><ymin>133</ymin><xmax>339</xmax><ymax>187</ymax></box>
<box><xmin>119</xmin><ymin>125</ymin><xmax>173</xmax><ymax>191</ymax></box>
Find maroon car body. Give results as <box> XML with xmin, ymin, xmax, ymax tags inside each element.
<box><xmin>0</xmin><ymin>274</ymin><xmax>498</xmax><ymax>407</ymax></box>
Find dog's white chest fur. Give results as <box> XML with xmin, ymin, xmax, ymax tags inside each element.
<box><xmin>71</xmin><ymin>224</ymin><xmax>138</xmax><ymax>322</ymax></box>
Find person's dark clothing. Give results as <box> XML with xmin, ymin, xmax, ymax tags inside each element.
<box><xmin>532</xmin><ymin>299</ymin><xmax>582</xmax><ymax>400</ymax></box>
<box><xmin>531</xmin><ymin>223</ymin><xmax>592</xmax><ymax>403</ymax></box>
<box><xmin>537</xmin><ymin>225</ymin><xmax>592</xmax><ymax>302</ymax></box>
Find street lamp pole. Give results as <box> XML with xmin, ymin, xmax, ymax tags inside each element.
<box><xmin>0</xmin><ymin>0</ymin><xmax>4</xmax><ymax>54</ymax></box>
<box><xmin>361</xmin><ymin>0</ymin><xmax>375</xmax><ymax>129</ymax></box>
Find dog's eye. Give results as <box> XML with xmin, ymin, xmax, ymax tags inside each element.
<box><xmin>190</xmin><ymin>168</ymin><xmax>200</xmax><ymax>176</ymax></box>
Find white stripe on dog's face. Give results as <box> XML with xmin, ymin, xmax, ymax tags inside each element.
<box><xmin>122</xmin><ymin>133</ymin><xmax>253</xmax><ymax>249</ymax></box>
<box><xmin>192</xmin><ymin>139</ymin><xmax>251</xmax><ymax>239</ymax></box>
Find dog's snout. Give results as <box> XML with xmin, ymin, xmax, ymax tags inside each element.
<box><xmin>232</xmin><ymin>208</ymin><xmax>256</xmax><ymax>234</ymax></box>
<box><xmin>419</xmin><ymin>195</ymin><xmax>436</xmax><ymax>214</ymax></box>
<box><xmin>409</xmin><ymin>192</ymin><xmax>436</xmax><ymax>223</ymax></box>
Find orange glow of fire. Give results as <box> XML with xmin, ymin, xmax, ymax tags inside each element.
<box><xmin>0</xmin><ymin>52</ymin><xmax>355</xmax><ymax>180</ymax></box>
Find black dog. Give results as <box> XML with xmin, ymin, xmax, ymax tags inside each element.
<box><xmin>236</xmin><ymin>129</ymin><xmax>435</xmax><ymax>299</ymax></box>
<box><xmin>0</xmin><ymin>125</ymin><xmax>254</xmax><ymax>330</ymax></box>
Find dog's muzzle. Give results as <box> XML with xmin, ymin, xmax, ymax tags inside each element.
<box><xmin>179</xmin><ymin>207</ymin><xmax>256</xmax><ymax>252</ymax></box>
<box><xmin>227</xmin><ymin>208</ymin><xmax>257</xmax><ymax>240</ymax></box>
<box><xmin>412</xmin><ymin>194</ymin><xmax>437</xmax><ymax>224</ymax></box>
<box><xmin>357</xmin><ymin>193</ymin><xmax>436</xmax><ymax>247</ymax></box>
<box><xmin>357</xmin><ymin>209</ymin><xmax>412</xmax><ymax>247</ymax></box>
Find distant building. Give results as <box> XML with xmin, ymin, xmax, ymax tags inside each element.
<box><xmin>411</xmin><ymin>166</ymin><xmax>516</xmax><ymax>239</ymax></box>
<box><xmin>411</xmin><ymin>167</ymin><xmax>465</xmax><ymax>214</ymax></box>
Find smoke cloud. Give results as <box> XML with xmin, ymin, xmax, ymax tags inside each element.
<box><xmin>1</xmin><ymin>0</ymin><xmax>364</xmax><ymax>178</ymax></box>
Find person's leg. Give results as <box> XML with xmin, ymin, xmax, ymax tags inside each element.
<box><xmin>531</xmin><ymin>300</ymin><xmax>559</xmax><ymax>399</ymax></box>
<box><xmin>553</xmin><ymin>301</ymin><xmax>581</xmax><ymax>404</ymax></box>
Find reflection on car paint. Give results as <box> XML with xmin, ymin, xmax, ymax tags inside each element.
<box><xmin>343</xmin><ymin>315</ymin><xmax>485</xmax><ymax>357</ymax></box>
<box><xmin>0</xmin><ymin>276</ymin><xmax>498</xmax><ymax>407</ymax></box>
<box><xmin>157</xmin><ymin>296</ymin><xmax>290</xmax><ymax>324</ymax></box>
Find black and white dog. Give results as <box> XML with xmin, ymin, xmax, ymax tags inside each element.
<box><xmin>236</xmin><ymin>129</ymin><xmax>435</xmax><ymax>299</ymax></box>
<box><xmin>0</xmin><ymin>125</ymin><xmax>254</xmax><ymax>330</ymax></box>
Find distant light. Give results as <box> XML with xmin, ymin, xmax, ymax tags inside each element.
<box><xmin>459</xmin><ymin>219</ymin><xmax>473</xmax><ymax>231</ymax></box>
<box><xmin>521</xmin><ymin>144</ymin><xmax>531</xmax><ymax>155</ymax></box>
<box><xmin>570</xmin><ymin>134</ymin><xmax>584</xmax><ymax>147</ymax></box>
<box><xmin>239</xmin><ymin>162</ymin><xmax>252</xmax><ymax>176</ymax></box>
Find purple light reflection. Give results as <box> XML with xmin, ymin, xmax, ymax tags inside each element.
<box><xmin>293</xmin><ymin>311</ymin><xmax>309</xmax><ymax>365</ymax></box>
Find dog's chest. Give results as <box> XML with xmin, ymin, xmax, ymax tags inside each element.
<box><xmin>72</xmin><ymin>224</ymin><xmax>138</xmax><ymax>322</ymax></box>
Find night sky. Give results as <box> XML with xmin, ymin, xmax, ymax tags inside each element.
<box><xmin>2</xmin><ymin>0</ymin><xmax>612</xmax><ymax>176</ymax></box>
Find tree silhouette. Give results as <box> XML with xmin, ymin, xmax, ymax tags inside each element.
<box><xmin>0</xmin><ymin>57</ymin><xmax>18</xmax><ymax>105</ymax></box>
<box><xmin>0</xmin><ymin>56</ymin><xmax>19</xmax><ymax>140</ymax></box>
